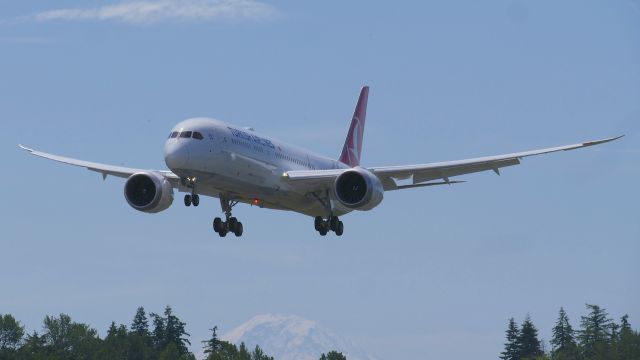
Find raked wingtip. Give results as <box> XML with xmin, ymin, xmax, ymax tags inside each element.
<box><xmin>18</xmin><ymin>144</ymin><xmax>34</xmax><ymax>152</ymax></box>
<box><xmin>583</xmin><ymin>135</ymin><xmax>625</xmax><ymax>147</ymax></box>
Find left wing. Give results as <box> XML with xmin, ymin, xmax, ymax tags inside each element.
<box><xmin>19</xmin><ymin>145</ymin><xmax>180</xmax><ymax>183</ymax></box>
<box><xmin>284</xmin><ymin>135</ymin><xmax>622</xmax><ymax>191</ymax></box>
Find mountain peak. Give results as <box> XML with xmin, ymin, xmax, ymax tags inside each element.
<box><xmin>222</xmin><ymin>314</ymin><xmax>377</xmax><ymax>360</ymax></box>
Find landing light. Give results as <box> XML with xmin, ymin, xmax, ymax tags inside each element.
<box><xmin>252</xmin><ymin>198</ymin><xmax>262</xmax><ymax>206</ymax></box>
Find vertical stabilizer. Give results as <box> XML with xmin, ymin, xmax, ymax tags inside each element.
<box><xmin>339</xmin><ymin>86</ymin><xmax>369</xmax><ymax>167</ymax></box>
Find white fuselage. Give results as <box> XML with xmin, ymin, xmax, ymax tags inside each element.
<box><xmin>163</xmin><ymin>117</ymin><xmax>349</xmax><ymax>216</ymax></box>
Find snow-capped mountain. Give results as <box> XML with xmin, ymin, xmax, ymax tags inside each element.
<box><xmin>221</xmin><ymin>314</ymin><xmax>378</xmax><ymax>360</ymax></box>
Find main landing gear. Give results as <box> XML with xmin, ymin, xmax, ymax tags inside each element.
<box><xmin>314</xmin><ymin>216</ymin><xmax>344</xmax><ymax>236</ymax></box>
<box><xmin>213</xmin><ymin>196</ymin><xmax>243</xmax><ymax>237</ymax></box>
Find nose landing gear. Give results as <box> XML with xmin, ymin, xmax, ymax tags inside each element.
<box><xmin>184</xmin><ymin>193</ymin><xmax>200</xmax><ymax>207</ymax></box>
<box><xmin>213</xmin><ymin>196</ymin><xmax>243</xmax><ymax>237</ymax></box>
<box><xmin>182</xmin><ymin>177</ymin><xmax>200</xmax><ymax>207</ymax></box>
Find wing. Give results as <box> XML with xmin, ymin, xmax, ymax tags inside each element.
<box><xmin>284</xmin><ymin>136</ymin><xmax>623</xmax><ymax>192</ymax></box>
<box><xmin>19</xmin><ymin>145</ymin><xmax>180</xmax><ymax>184</ymax></box>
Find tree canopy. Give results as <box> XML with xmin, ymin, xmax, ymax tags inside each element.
<box><xmin>501</xmin><ymin>304</ymin><xmax>640</xmax><ymax>360</ymax></box>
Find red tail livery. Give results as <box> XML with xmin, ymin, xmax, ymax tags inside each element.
<box><xmin>339</xmin><ymin>86</ymin><xmax>369</xmax><ymax>167</ymax></box>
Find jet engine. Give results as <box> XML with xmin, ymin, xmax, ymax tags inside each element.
<box><xmin>333</xmin><ymin>168</ymin><xmax>384</xmax><ymax>211</ymax></box>
<box><xmin>124</xmin><ymin>172</ymin><xmax>173</xmax><ymax>213</ymax></box>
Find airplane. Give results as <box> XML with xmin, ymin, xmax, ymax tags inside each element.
<box><xmin>20</xmin><ymin>86</ymin><xmax>622</xmax><ymax>237</ymax></box>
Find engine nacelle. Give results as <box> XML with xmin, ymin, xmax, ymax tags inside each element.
<box><xmin>124</xmin><ymin>172</ymin><xmax>173</xmax><ymax>213</ymax></box>
<box><xmin>333</xmin><ymin>167</ymin><xmax>384</xmax><ymax>211</ymax></box>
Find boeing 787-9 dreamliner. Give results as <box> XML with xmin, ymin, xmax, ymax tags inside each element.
<box><xmin>21</xmin><ymin>87</ymin><xmax>622</xmax><ymax>236</ymax></box>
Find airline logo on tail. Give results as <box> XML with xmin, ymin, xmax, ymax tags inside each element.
<box><xmin>339</xmin><ymin>86</ymin><xmax>369</xmax><ymax>167</ymax></box>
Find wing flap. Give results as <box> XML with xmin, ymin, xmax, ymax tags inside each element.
<box><xmin>411</xmin><ymin>158</ymin><xmax>520</xmax><ymax>184</ymax></box>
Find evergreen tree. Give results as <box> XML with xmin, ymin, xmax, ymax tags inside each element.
<box><xmin>100</xmin><ymin>321</ymin><xmax>129</xmax><ymax>360</ymax></box>
<box><xmin>620</xmin><ymin>314</ymin><xmax>632</xmax><ymax>334</ymax></box>
<box><xmin>132</xmin><ymin>306</ymin><xmax>151</xmax><ymax>337</ymax></box>
<box><xmin>163</xmin><ymin>305</ymin><xmax>191</xmax><ymax>355</ymax></box>
<box><xmin>237</xmin><ymin>342</ymin><xmax>251</xmax><ymax>360</ymax></box>
<box><xmin>579</xmin><ymin>304</ymin><xmax>613</xmax><ymax>359</ymax></box>
<box><xmin>500</xmin><ymin>318</ymin><xmax>521</xmax><ymax>360</ymax></box>
<box><xmin>518</xmin><ymin>315</ymin><xmax>543</xmax><ymax>359</ymax></box>
<box><xmin>203</xmin><ymin>326</ymin><xmax>222</xmax><ymax>356</ymax></box>
<box><xmin>0</xmin><ymin>314</ymin><xmax>24</xmax><ymax>351</ymax></box>
<box><xmin>617</xmin><ymin>314</ymin><xmax>640</xmax><ymax>360</ymax></box>
<box><xmin>151</xmin><ymin>311</ymin><xmax>167</xmax><ymax>350</ymax></box>
<box><xmin>319</xmin><ymin>350</ymin><xmax>348</xmax><ymax>360</ymax></box>
<box><xmin>211</xmin><ymin>340</ymin><xmax>240</xmax><ymax>360</ymax></box>
<box><xmin>128</xmin><ymin>331</ymin><xmax>155</xmax><ymax>360</ymax></box>
<box><xmin>251</xmin><ymin>344</ymin><xmax>274</xmax><ymax>360</ymax></box>
<box><xmin>551</xmin><ymin>307</ymin><xmax>578</xmax><ymax>360</ymax></box>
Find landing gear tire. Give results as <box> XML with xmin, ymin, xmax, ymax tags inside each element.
<box><xmin>184</xmin><ymin>194</ymin><xmax>192</xmax><ymax>207</ymax></box>
<box><xmin>234</xmin><ymin>222</ymin><xmax>243</xmax><ymax>237</ymax></box>
<box><xmin>314</xmin><ymin>216</ymin><xmax>323</xmax><ymax>231</ymax></box>
<box><xmin>228</xmin><ymin>217</ymin><xmax>238</xmax><ymax>232</ymax></box>
<box><xmin>335</xmin><ymin>221</ymin><xmax>344</xmax><ymax>236</ymax></box>
<box><xmin>218</xmin><ymin>229</ymin><xmax>227</xmax><ymax>237</ymax></box>
<box><xmin>213</xmin><ymin>217</ymin><xmax>223</xmax><ymax>233</ymax></box>
<box><xmin>192</xmin><ymin>194</ymin><xmax>200</xmax><ymax>207</ymax></box>
<box><xmin>319</xmin><ymin>227</ymin><xmax>328</xmax><ymax>236</ymax></box>
<box><xmin>329</xmin><ymin>216</ymin><xmax>339</xmax><ymax>232</ymax></box>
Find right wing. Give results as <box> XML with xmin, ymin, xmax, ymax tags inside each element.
<box><xmin>19</xmin><ymin>145</ymin><xmax>180</xmax><ymax>184</ymax></box>
<box><xmin>369</xmin><ymin>136</ymin><xmax>622</xmax><ymax>190</ymax></box>
<box><xmin>284</xmin><ymin>135</ymin><xmax>623</xmax><ymax>192</ymax></box>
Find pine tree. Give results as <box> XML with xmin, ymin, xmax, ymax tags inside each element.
<box><xmin>151</xmin><ymin>311</ymin><xmax>167</xmax><ymax>350</ymax></box>
<box><xmin>319</xmin><ymin>351</ymin><xmax>347</xmax><ymax>360</ymax></box>
<box><xmin>163</xmin><ymin>306</ymin><xmax>191</xmax><ymax>355</ymax></box>
<box><xmin>251</xmin><ymin>344</ymin><xmax>274</xmax><ymax>360</ymax></box>
<box><xmin>579</xmin><ymin>304</ymin><xmax>613</xmax><ymax>359</ymax></box>
<box><xmin>132</xmin><ymin>307</ymin><xmax>150</xmax><ymax>337</ymax></box>
<box><xmin>202</xmin><ymin>326</ymin><xmax>222</xmax><ymax>355</ymax></box>
<box><xmin>237</xmin><ymin>342</ymin><xmax>251</xmax><ymax>360</ymax></box>
<box><xmin>500</xmin><ymin>318</ymin><xmax>521</xmax><ymax>360</ymax></box>
<box><xmin>519</xmin><ymin>315</ymin><xmax>543</xmax><ymax>359</ymax></box>
<box><xmin>617</xmin><ymin>314</ymin><xmax>640</xmax><ymax>360</ymax></box>
<box><xmin>551</xmin><ymin>307</ymin><xmax>578</xmax><ymax>360</ymax></box>
<box><xmin>151</xmin><ymin>306</ymin><xmax>191</xmax><ymax>356</ymax></box>
<box><xmin>101</xmin><ymin>321</ymin><xmax>129</xmax><ymax>360</ymax></box>
<box><xmin>216</xmin><ymin>340</ymin><xmax>240</xmax><ymax>360</ymax></box>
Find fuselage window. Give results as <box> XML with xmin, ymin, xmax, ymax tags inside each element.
<box><xmin>192</xmin><ymin>132</ymin><xmax>204</xmax><ymax>140</ymax></box>
<box><xmin>169</xmin><ymin>131</ymin><xmax>179</xmax><ymax>138</ymax></box>
<box><xmin>180</xmin><ymin>131</ymin><xmax>192</xmax><ymax>138</ymax></box>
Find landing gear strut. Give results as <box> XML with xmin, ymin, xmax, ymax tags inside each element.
<box><xmin>314</xmin><ymin>215</ymin><xmax>343</xmax><ymax>236</ymax></box>
<box><xmin>213</xmin><ymin>196</ymin><xmax>243</xmax><ymax>237</ymax></box>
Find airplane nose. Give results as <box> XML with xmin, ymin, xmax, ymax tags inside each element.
<box><xmin>164</xmin><ymin>139</ymin><xmax>190</xmax><ymax>169</ymax></box>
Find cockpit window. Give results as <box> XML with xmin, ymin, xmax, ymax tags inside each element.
<box><xmin>179</xmin><ymin>131</ymin><xmax>192</xmax><ymax>138</ymax></box>
<box><xmin>192</xmin><ymin>132</ymin><xmax>204</xmax><ymax>140</ymax></box>
<box><xmin>169</xmin><ymin>131</ymin><xmax>179</xmax><ymax>138</ymax></box>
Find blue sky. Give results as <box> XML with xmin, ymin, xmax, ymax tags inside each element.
<box><xmin>1</xmin><ymin>1</ymin><xmax>639</xmax><ymax>358</ymax></box>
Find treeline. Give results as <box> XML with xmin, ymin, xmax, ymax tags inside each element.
<box><xmin>0</xmin><ymin>306</ymin><xmax>348</xmax><ymax>360</ymax></box>
<box><xmin>500</xmin><ymin>304</ymin><xmax>640</xmax><ymax>360</ymax></box>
